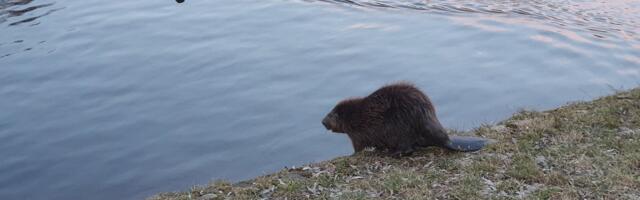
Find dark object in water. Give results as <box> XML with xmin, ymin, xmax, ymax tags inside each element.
<box><xmin>322</xmin><ymin>82</ymin><xmax>491</xmax><ymax>157</ymax></box>
<box><xmin>176</xmin><ymin>0</ymin><xmax>184</xmax><ymax>3</ymax></box>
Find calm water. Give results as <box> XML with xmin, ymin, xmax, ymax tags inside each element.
<box><xmin>1</xmin><ymin>0</ymin><xmax>639</xmax><ymax>199</ymax></box>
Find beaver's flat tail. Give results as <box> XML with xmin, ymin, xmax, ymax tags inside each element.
<box><xmin>444</xmin><ymin>136</ymin><xmax>493</xmax><ymax>152</ymax></box>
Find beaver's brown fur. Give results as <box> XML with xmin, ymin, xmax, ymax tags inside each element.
<box><xmin>322</xmin><ymin>82</ymin><xmax>450</xmax><ymax>156</ymax></box>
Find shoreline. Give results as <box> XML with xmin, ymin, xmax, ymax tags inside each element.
<box><xmin>150</xmin><ymin>88</ymin><xmax>640</xmax><ymax>199</ymax></box>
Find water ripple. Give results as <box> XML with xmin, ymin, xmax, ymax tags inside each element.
<box><xmin>1</xmin><ymin>0</ymin><xmax>639</xmax><ymax>199</ymax></box>
<box><xmin>0</xmin><ymin>0</ymin><xmax>62</xmax><ymax>26</ymax></box>
<box><xmin>313</xmin><ymin>0</ymin><xmax>640</xmax><ymax>44</ymax></box>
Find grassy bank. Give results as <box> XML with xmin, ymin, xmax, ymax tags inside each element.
<box><xmin>150</xmin><ymin>88</ymin><xmax>640</xmax><ymax>200</ymax></box>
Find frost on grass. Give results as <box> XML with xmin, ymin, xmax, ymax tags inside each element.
<box><xmin>150</xmin><ymin>88</ymin><xmax>640</xmax><ymax>200</ymax></box>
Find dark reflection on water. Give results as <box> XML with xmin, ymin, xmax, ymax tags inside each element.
<box><xmin>0</xmin><ymin>0</ymin><xmax>639</xmax><ymax>199</ymax></box>
<box><xmin>0</xmin><ymin>0</ymin><xmax>61</xmax><ymax>58</ymax></box>
<box><xmin>0</xmin><ymin>0</ymin><xmax>61</xmax><ymax>26</ymax></box>
<box><xmin>0</xmin><ymin>0</ymin><xmax>33</xmax><ymax>8</ymax></box>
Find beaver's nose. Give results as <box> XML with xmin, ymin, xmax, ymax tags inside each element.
<box><xmin>321</xmin><ymin>118</ymin><xmax>329</xmax><ymax>129</ymax></box>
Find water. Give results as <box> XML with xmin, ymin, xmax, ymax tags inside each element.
<box><xmin>1</xmin><ymin>0</ymin><xmax>638</xmax><ymax>199</ymax></box>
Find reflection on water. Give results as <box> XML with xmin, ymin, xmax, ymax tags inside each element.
<box><xmin>0</xmin><ymin>0</ymin><xmax>33</xmax><ymax>9</ymax></box>
<box><xmin>0</xmin><ymin>0</ymin><xmax>61</xmax><ymax>26</ymax></box>
<box><xmin>0</xmin><ymin>0</ymin><xmax>639</xmax><ymax>199</ymax></box>
<box><xmin>317</xmin><ymin>0</ymin><xmax>640</xmax><ymax>43</ymax></box>
<box><xmin>0</xmin><ymin>0</ymin><xmax>61</xmax><ymax>58</ymax></box>
<box><xmin>312</xmin><ymin>0</ymin><xmax>640</xmax><ymax>66</ymax></box>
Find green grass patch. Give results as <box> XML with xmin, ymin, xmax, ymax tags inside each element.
<box><xmin>508</xmin><ymin>155</ymin><xmax>542</xmax><ymax>183</ymax></box>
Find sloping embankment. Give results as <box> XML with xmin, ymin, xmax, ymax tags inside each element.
<box><xmin>150</xmin><ymin>88</ymin><xmax>640</xmax><ymax>200</ymax></box>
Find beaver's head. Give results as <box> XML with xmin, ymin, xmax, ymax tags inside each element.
<box><xmin>322</xmin><ymin>98</ymin><xmax>363</xmax><ymax>133</ymax></box>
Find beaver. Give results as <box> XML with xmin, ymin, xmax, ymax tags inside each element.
<box><xmin>322</xmin><ymin>82</ymin><xmax>490</xmax><ymax>157</ymax></box>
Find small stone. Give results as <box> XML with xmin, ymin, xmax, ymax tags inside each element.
<box><xmin>482</xmin><ymin>177</ymin><xmax>496</xmax><ymax>190</ymax></box>
<box><xmin>535</xmin><ymin>156</ymin><xmax>548</xmax><ymax>169</ymax></box>
<box><xmin>617</xmin><ymin>127</ymin><xmax>638</xmax><ymax>138</ymax></box>
<box><xmin>197</xmin><ymin>193</ymin><xmax>217</xmax><ymax>200</ymax></box>
<box><xmin>480</xmin><ymin>177</ymin><xmax>496</xmax><ymax>196</ymax></box>
<box><xmin>517</xmin><ymin>184</ymin><xmax>541</xmax><ymax>198</ymax></box>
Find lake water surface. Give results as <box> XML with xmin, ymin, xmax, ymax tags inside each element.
<box><xmin>1</xmin><ymin>0</ymin><xmax>639</xmax><ymax>199</ymax></box>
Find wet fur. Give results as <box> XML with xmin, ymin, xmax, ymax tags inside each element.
<box><xmin>322</xmin><ymin>82</ymin><xmax>450</xmax><ymax>156</ymax></box>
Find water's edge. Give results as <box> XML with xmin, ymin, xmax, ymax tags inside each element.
<box><xmin>149</xmin><ymin>87</ymin><xmax>640</xmax><ymax>199</ymax></box>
